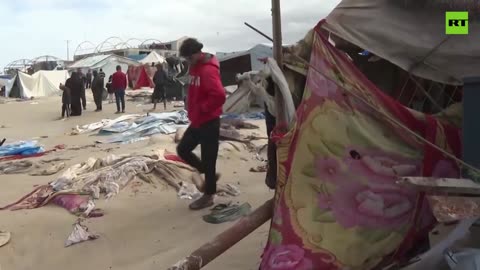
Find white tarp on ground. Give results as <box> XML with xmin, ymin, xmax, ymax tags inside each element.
<box><xmin>323</xmin><ymin>0</ymin><xmax>480</xmax><ymax>85</ymax></box>
<box><xmin>5</xmin><ymin>70</ymin><xmax>69</xmax><ymax>98</ymax></box>
<box><xmin>139</xmin><ymin>51</ymin><xmax>165</xmax><ymax>65</ymax></box>
<box><xmin>70</xmin><ymin>54</ymin><xmax>140</xmax><ymax>86</ymax></box>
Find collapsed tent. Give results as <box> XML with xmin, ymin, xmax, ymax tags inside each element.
<box><xmin>323</xmin><ymin>0</ymin><xmax>480</xmax><ymax>85</ymax></box>
<box><xmin>217</xmin><ymin>44</ymin><xmax>273</xmax><ymax>86</ymax></box>
<box><xmin>69</xmin><ymin>55</ymin><xmax>140</xmax><ymax>87</ymax></box>
<box><xmin>256</xmin><ymin>24</ymin><xmax>464</xmax><ymax>269</ymax></box>
<box><xmin>5</xmin><ymin>70</ymin><xmax>69</xmax><ymax>98</ymax></box>
<box><xmin>139</xmin><ymin>51</ymin><xmax>166</xmax><ymax>65</ymax></box>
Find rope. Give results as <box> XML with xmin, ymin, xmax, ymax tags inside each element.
<box><xmin>287</xmin><ymin>52</ymin><xmax>480</xmax><ymax>176</ymax></box>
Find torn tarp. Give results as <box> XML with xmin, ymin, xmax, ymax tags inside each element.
<box><xmin>0</xmin><ymin>141</ymin><xmax>44</xmax><ymax>157</ymax></box>
<box><xmin>96</xmin><ymin>111</ymin><xmax>189</xmax><ymax>144</ymax></box>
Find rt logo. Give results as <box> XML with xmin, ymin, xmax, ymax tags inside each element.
<box><xmin>446</xmin><ymin>11</ymin><xmax>469</xmax><ymax>35</ymax></box>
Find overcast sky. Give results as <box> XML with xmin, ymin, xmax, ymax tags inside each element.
<box><xmin>0</xmin><ymin>0</ymin><xmax>340</xmax><ymax>70</ymax></box>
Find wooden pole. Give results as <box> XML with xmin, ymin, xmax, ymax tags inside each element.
<box><xmin>244</xmin><ymin>22</ymin><xmax>274</xmax><ymax>42</ymax></box>
<box><xmin>271</xmin><ymin>0</ymin><xmax>283</xmax><ymax>67</ymax></box>
<box><xmin>167</xmin><ymin>199</ymin><xmax>274</xmax><ymax>270</ymax></box>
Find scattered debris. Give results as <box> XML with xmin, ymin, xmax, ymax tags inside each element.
<box><xmin>65</xmin><ymin>221</ymin><xmax>99</xmax><ymax>247</ymax></box>
<box><xmin>0</xmin><ymin>230</ymin><xmax>11</xmax><ymax>248</ymax></box>
<box><xmin>178</xmin><ymin>182</ymin><xmax>202</xmax><ymax>200</ymax></box>
<box><xmin>217</xmin><ymin>184</ymin><xmax>241</xmax><ymax>197</ymax></box>
<box><xmin>250</xmin><ymin>165</ymin><xmax>268</xmax><ymax>173</ymax></box>
<box><xmin>203</xmin><ymin>202</ymin><xmax>252</xmax><ymax>224</ymax></box>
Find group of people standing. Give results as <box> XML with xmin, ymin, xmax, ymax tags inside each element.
<box><xmin>59</xmin><ymin>66</ymin><xmax>128</xmax><ymax>118</ymax></box>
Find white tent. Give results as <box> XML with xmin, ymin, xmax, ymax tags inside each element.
<box><xmin>323</xmin><ymin>0</ymin><xmax>480</xmax><ymax>85</ymax></box>
<box><xmin>69</xmin><ymin>54</ymin><xmax>140</xmax><ymax>85</ymax></box>
<box><xmin>217</xmin><ymin>44</ymin><xmax>274</xmax><ymax>72</ymax></box>
<box><xmin>139</xmin><ymin>51</ymin><xmax>166</xmax><ymax>65</ymax></box>
<box><xmin>5</xmin><ymin>70</ymin><xmax>69</xmax><ymax>98</ymax></box>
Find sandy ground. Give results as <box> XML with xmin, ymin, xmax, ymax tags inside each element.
<box><xmin>0</xmin><ymin>93</ymin><xmax>272</xmax><ymax>270</ymax></box>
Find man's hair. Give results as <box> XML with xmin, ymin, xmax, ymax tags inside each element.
<box><xmin>116</xmin><ymin>65</ymin><xmax>121</xmax><ymax>71</ymax></box>
<box><xmin>179</xmin><ymin>38</ymin><xmax>203</xmax><ymax>58</ymax></box>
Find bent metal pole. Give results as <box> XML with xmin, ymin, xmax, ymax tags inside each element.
<box><xmin>166</xmin><ymin>199</ymin><xmax>274</xmax><ymax>270</ymax></box>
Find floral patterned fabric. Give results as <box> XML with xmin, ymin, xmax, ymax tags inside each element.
<box><xmin>260</xmin><ymin>24</ymin><xmax>462</xmax><ymax>270</ymax></box>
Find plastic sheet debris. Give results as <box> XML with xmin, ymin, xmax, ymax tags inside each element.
<box><xmin>217</xmin><ymin>184</ymin><xmax>241</xmax><ymax>197</ymax></box>
<box><xmin>96</xmin><ymin>111</ymin><xmax>189</xmax><ymax>144</ymax></box>
<box><xmin>222</xmin><ymin>112</ymin><xmax>265</xmax><ymax>120</ymax></box>
<box><xmin>402</xmin><ymin>219</ymin><xmax>477</xmax><ymax>270</ymax></box>
<box><xmin>0</xmin><ymin>141</ymin><xmax>44</xmax><ymax>157</ymax></box>
<box><xmin>0</xmin><ymin>230</ymin><xmax>11</xmax><ymax>248</ymax></box>
<box><xmin>178</xmin><ymin>182</ymin><xmax>202</xmax><ymax>200</ymax></box>
<box><xmin>445</xmin><ymin>249</ymin><xmax>480</xmax><ymax>270</ymax></box>
<box><xmin>65</xmin><ymin>221</ymin><xmax>99</xmax><ymax>247</ymax></box>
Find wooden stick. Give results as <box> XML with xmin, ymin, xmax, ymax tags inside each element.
<box><xmin>167</xmin><ymin>199</ymin><xmax>274</xmax><ymax>270</ymax></box>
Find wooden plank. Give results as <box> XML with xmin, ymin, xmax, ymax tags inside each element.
<box><xmin>167</xmin><ymin>199</ymin><xmax>274</xmax><ymax>270</ymax></box>
<box><xmin>397</xmin><ymin>177</ymin><xmax>480</xmax><ymax>196</ymax></box>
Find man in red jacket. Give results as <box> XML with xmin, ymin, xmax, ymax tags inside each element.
<box><xmin>177</xmin><ymin>38</ymin><xmax>226</xmax><ymax>210</ymax></box>
<box><xmin>111</xmin><ymin>65</ymin><xmax>127</xmax><ymax>114</ymax></box>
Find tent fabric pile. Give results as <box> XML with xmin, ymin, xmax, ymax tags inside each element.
<box><xmin>95</xmin><ymin>111</ymin><xmax>189</xmax><ymax>144</ymax></box>
<box><xmin>0</xmin><ymin>141</ymin><xmax>44</xmax><ymax>157</ymax></box>
<box><xmin>71</xmin><ymin>111</ymin><xmax>189</xmax><ymax>144</ymax></box>
<box><xmin>0</xmin><ymin>153</ymin><xmax>197</xmax><ymax>216</ymax></box>
<box><xmin>260</xmin><ymin>26</ymin><xmax>462</xmax><ymax>269</ymax></box>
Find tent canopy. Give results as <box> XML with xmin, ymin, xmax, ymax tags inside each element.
<box><xmin>70</xmin><ymin>54</ymin><xmax>140</xmax><ymax>85</ymax></box>
<box><xmin>5</xmin><ymin>70</ymin><xmax>69</xmax><ymax>98</ymax></box>
<box><xmin>323</xmin><ymin>0</ymin><xmax>480</xmax><ymax>85</ymax></box>
<box><xmin>139</xmin><ymin>51</ymin><xmax>166</xmax><ymax>65</ymax></box>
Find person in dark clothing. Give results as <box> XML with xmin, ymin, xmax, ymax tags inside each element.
<box><xmin>66</xmin><ymin>72</ymin><xmax>83</xmax><ymax>116</ymax></box>
<box><xmin>76</xmin><ymin>68</ymin><xmax>87</xmax><ymax>110</ymax></box>
<box><xmin>99</xmin><ymin>69</ymin><xmax>106</xmax><ymax>80</ymax></box>
<box><xmin>111</xmin><ymin>65</ymin><xmax>127</xmax><ymax>113</ymax></box>
<box><xmin>59</xmin><ymin>82</ymin><xmax>71</xmax><ymax>119</ymax></box>
<box><xmin>85</xmin><ymin>70</ymin><xmax>92</xmax><ymax>89</ymax></box>
<box><xmin>106</xmin><ymin>75</ymin><xmax>114</xmax><ymax>103</ymax></box>
<box><xmin>91</xmin><ymin>70</ymin><xmax>104</xmax><ymax>112</ymax></box>
<box><xmin>263</xmin><ymin>77</ymin><xmax>277</xmax><ymax>189</ymax></box>
<box><xmin>152</xmin><ymin>64</ymin><xmax>169</xmax><ymax>111</ymax></box>
<box><xmin>177</xmin><ymin>38</ymin><xmax>226</xmax><ymax>210</ymax></box>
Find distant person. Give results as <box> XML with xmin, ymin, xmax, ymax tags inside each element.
<box><xmin>152</xmin><ymin>63</ymin><xmax>169</xmax><ymax>111</ymax></box>
<box><xmin>99</xmin><ymin>69</ymin><xmax>106</xmax><ymax>79</ymax></box>
<box><xmin>65</xmin><ymin>72</ymin><xmax>83</xmax><ymax>116</ymax></box>
<box><xmin>177</xmin><ymin>38</ymin><xmax>226</xmax><ymax>210</ymax></box>
<box><xmin>106</xmin><ymin>75</ymin><xmax>114</xmax><ymax>103</ymax></box>
<box><xmin>85</xmin><ymin>69</ymin><xmax>92</xmax><ymax>89</ymax></box>
<box><xmin>76</xmin><ymin>68</ymin><xmax>87</xmax><ymax>110</ymax></box>
<box><xmin>111</xmin><ymin>65</ymin><xmax>127</xmax><ymax>114</ymax></box>
<box><xmin>59</xmin><ymin>81</ymin><xmax>71</xmax><ymax>119</ymax></box>
<box><xmin>91</xmin><ymin>70</ymin><xmax>104</xmax><ymax>112</ymax></box>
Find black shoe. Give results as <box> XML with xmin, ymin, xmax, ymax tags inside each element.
<box><xmin>189</xmin><ymin>195</ymin><xmax>214</xmax><ymax>210</ymax></box>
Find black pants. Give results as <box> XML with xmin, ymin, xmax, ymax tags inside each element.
<box><xmin>85</xmin><ymin>80</ymin><xmax>91</xmax><ymax>89</ymax></box>
<box><xmin>62</xmin><ymin>103</ymin><xmax>71</xmax><ymax>118</ymax></box>
<box><xmin>93</xmin><ymin>89</ymin><xmax>103</xmax><ymax>110</ymax></box>
<box><xmin>115</xmin><ymin>90</ymin><xmax>125</xmax><ymax>112</ymax></box>
<box><xmin>177</xmin><ymin>118</ymin><xmax>220</xmax><ymax>195</ymax></box>
<box><xmin>80</xmin><ymin>88</ymin><xmax>86</xmax><ymax>109</ymax></box>
<box><xmin>265</xmin><ymin>105</ymin><xmax>277</xmax><ymax>189</ymax></box>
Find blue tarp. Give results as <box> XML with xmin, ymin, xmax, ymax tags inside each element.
<box><xmin>222</xmin><ymin>112</ymin><xmax>265</xmax><ymax>120</ymax></box>
<box><xmin>96</xmin><ymin>111</ymin><xmax>189</xmax><ymax>144</ymax></box>
<box><xmin>0</xmin><ymin>141</ymin><xmax>44</xmax><ymax>157</ymax></box>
